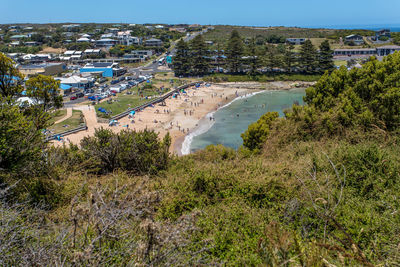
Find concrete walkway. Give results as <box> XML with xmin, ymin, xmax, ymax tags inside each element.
<box><xmin>54</xmin><ymin>108</ymin><xmax>72</xmax><ymax>124</ymax></box>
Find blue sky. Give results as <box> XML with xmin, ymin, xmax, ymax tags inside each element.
<box><xmin>2</xmin><ymin>0</ymin><xmax>400</xmax><ymax>28</ymax></box>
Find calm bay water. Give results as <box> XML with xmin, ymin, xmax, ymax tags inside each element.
<box><xmin>186</xmin><ymin>88</ymin><xmax>306</xmax><ymax>153</ymax></box>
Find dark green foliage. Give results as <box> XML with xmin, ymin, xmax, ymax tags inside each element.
<box><xmin>25</xmin><ymin>74</ymin><xmax>63</xmax><ymax>111</ymax></box>
<box><xmin>0</xmin><ymin>52</ymin><xmax>24</xmax><ymax>99</ymax></box>
<box><xmin>318</xmin><ymin>40</ymin><xmax>335</xmax><ymax>73</ymax></box>
<box><xmin>283</xmin><ymin>43</ymin><xmax>296</xmax><ymax>72</ymax></box>
<box><xmin>0</xmin><ymin>98</ymin><xmax>44</xmax><ymax>176</ymax></box>
<box><xmin>172</xmin><ymin>39</ymin><xmax>191</xmax><ymax>76</ymax></box>
<box><xmin>264</xmin><ymin>44</ymin><xmax>281</xmax><ymax>71</ymax></box>
<box><xmin>246</xmin><ymin>37</ymin><xmax>261</xmax><ymax>76</ymax></box>
<box><xmin>241</xmin><ymin>112</ymin><xmax>279</xmax><ymax>151</ymax></box>
<box><xmin>225</xmin><ymin>30</ymin><xmax>244</xmax><ymax>73</ymax></box>
<box><xmin>189</xmin><ymin>35</ymin><xmax>209</xmax><ymax>76</ymax></box>
<box><xmin>299</xmin><ymin>53</ymin><xmax>400</xmax><ymax>133</ymax></box>
<box><xmin>80</xmin><ymin>128</ymin><xmax>170</xmax><ymax>175</ymax></box>
<box><xmin>299</xmin><ymin>40</ymin><xmax>318</xmax><ymax>74</ymax></box>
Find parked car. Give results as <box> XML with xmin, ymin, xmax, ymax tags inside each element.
<box><xmin>111</xmin><ymin>80</ymin><xmax>119</xmax><ymax>84</ymax></box>
<box><xmin>70</xmin><ymin>95</ymin><xmax>77</xmax><ymax>100</ymax></box>
<box><xmin>76</xmin><ymin>92</ymin><xmax>84</xmax><ymax>98</ymax></box>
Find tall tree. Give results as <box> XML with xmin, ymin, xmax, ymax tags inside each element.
<box><xmin>299</xmin><ymin>40</ymin><xmax>318</xmax><ymax>74</ymax></box>
<box><xmin>247</xmin><ymin>38</ymin><xmax>261</xmax><ymax>76</ymax></box>
<box><xmin>190</xmin><ymin>35</ymin><xmax>209</xmax><ymax>76</ymax></box>
<box><xmin>172</xmin><ymin>39</ymin><xmax>191</xmax><ymax>77</ymax></box>
<box><xmin>264</xmin><ymin>44</ymin><xmax>281</xmax><ymax>71</ymax></box>
<box><xmin>25</xmin><ymin>75</ymin><xmax>63</xmax><ymax>112</ymax></box>
<box><xmin>225</xmin><ymin>30</ymin><xmax>244</xmax><ymax>74</ymax></box>
<box><xmin>283</xmin><ymin>44</ymin><xmax>296</xmax><ymax>73</ymax></box>
<box><xmin>0</xmin><ymin>53</ymin><xmax>24</xmax><ymax>100</ymax></box>
<box><xmin>318</xmin><ymin>40</ymin><xmax>335</xmax><ymax>73</ymax></box>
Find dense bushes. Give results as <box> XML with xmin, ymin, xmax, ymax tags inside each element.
<box><xmin>300</xmin><ymin>53</ymin><xmax>400</xmax><ymax>133</ymax></box>
<box><xmin>80</xmin><ymin>128</ymin><xmax>170</xmax><ymax>175</ymax></box>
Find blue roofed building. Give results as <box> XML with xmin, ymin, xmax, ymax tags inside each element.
<box><xmin>80</xmin><ymin>62</ymin><xmax>124</xmax><ymax>77</ymax></box>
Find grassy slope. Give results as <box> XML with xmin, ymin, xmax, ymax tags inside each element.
<box><xmin>40</xmin><ymin>130</ymin><xmax>400</xmax><ymax>265</ymax></box>
<box><xmin>49</xmin><ymin>110</ymin><xmax>84</xmax><ymax>133</ymax></box>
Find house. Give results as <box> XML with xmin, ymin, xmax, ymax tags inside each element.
<box><xmin>10</xmin><ymin>35</ymin><xmax>28</xmax><ymax>40</ymax></box>
<box><xmin>106</xmin><ymin>28</ymin><xmax>120</xmax><ymax>34</ymax></box>
<box><xmin>145</xmin><ymin>38</ymin><xmax>163</xmax><ymax>47</ymax></box>
<box><xmin>71</xmin><ymin>51</ymin><xmax>83</xmax><ymax>60</ymax></box>
<box><xmin>101</xmin><ymin>33</ymin><xmax>115</xmax><ymax>39</ymax></box>
<box><xmin>62</xmin><ymin>24</ymin><xmax>80</xmax><ymax>31</ymax></box>
<box><xmin>56</xmin><ymin>75</ymin><xmax>95</xmax><ymax>90</ymax></box>
<box><xmin>10</xmin><ymin>41</ymin><xmax>21</xmax><ymax>47</ymax></box>
<box><xmin>80</xmin><ymin>62</ymin><xmax>120</xmax><ymax>77</ymax></box>
<box><xmin>124</xmin><ymin>50</ymin><xmax>153</xmax><ymax>61</ymax></box>
<box><xmin>286</xmin><ymin>38</ymin><xmax>306</xmax><ymax>45</ymax></box>
<box><xmin>16</xmin><ymin>97</ymin><xmax>43</xmax><ymax>107</ymax></box>
<box><xmin>8</xmin><ymin>26</ymin><xmax>21</xmax><ymax>33</ymax></box>
<box><xmin>80</xmin><ymin>33</ymin><xmax>91</xmax><ymax>38</ymax></box>
<box><xmin>84</xmin><ymin>49</ymin><xmax>101</xmax><ymax>56</ymax></box>
<box><xmin>345</xmin><ymin>34</ymin><xmax>364</xmax><ymax>45</ymax></box>
<box><xmin>155</xmin><ymin>25</ymin><xmax>164</xmax><ymax>29</ymax></box>
<box><xmin>63</xmin><ymin>32</ymin><xmax>74</xmax><ymax>38</ymax></box>
<box><xmin>18</xmin><ymin>63</ymin><xmax>66</xmax><ymax>76</ymax></box>
<box><xmin>333</xmin><ymin>46</ymin><xmax>400</xmax><ymax>57</ymax></box>
<box><xmin>376</xmin><ymin>45</ymin><xmax>400</xmax><ymax>56</ymax></box>
<box><xmin>375</xmin><ymin>29</ymin><xmax>391</xmax><ymax>40</ymax></box>
<box><xmin>24</xmin><ymin>41</ymin><xmax>40</xmax><ymax>47</ymax></box>
<box><xmin>169</xmin><ymin>27</ymin><xmax>186</xmax><ymax>33</ymax></box>
<box><xmin>95</xmin><ymin>39</ymin><xmax>117</xmax><ymax>48</ymax></box>
<box><xmin>77</xmin><ymin>37</ymin><xmax>92</xmax><ymax>43</ymax></box>
<box><xmin>22</xmin><ymin>54</ymin><xmax>52</xmax><ymax>63</ymax></box>
<box><xmin>333</xmin><ymin>48</ymin><xmax>376</xmax><ymax>56</ymax></box>
<box><xmin>117</xmin><ymin>31</ymin><xmax>141</xmax><ymax>45</ymax></box>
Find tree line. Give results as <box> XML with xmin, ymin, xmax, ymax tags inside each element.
<box><xmin>173</xmin><ymin>30</ymin><xmax>334</xmax><ymax>77</ymax></box>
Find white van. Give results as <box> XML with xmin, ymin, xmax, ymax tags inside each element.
<box><xmin>110</xmin><ymin>86</ymin><xmax>121</xmax><ymax>93</ymax></box>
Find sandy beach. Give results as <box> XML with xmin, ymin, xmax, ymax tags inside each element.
<box><xmin>53</xmin><ymin>81</ymin><xmax>314</xmax><ymax>154</ymax></box>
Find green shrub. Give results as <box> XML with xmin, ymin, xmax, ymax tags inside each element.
<box><xmin>80</xmin><ymin>128</ymin><xmax>170</xmax><ymax>175</ymax></box>
<box><xmin>241</xmin><ymin>112</ymin><xmax>279</xmax><ymax>151</ymax></box>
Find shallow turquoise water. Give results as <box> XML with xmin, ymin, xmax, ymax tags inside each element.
<box><xmin>188</xmin><ymin>88</ymin><xmax>306</xmax><ymax>152</ymax></box>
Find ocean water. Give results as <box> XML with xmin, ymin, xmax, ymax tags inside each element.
<box><xmin>182</xmin><ymin>88</ymin><xmax>306</xmax><ymax>154</ymax></box>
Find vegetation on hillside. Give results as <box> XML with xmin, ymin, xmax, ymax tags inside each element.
<box><xmin>1</xmin><ymin>52</ymin><xmax>400</xmax><ymax>265</ymax></box>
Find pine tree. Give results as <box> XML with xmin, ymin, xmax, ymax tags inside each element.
<box><xmin>172</xmin><ymin>39</ymin><xmax>191</xmax><ymax>77</ymax></box>
<box><xmin>318</xmin><ymin>40</ymin><xmax>335</xmax><ymax>73</ymax></box>
<box><xmin>247</xmin><ymin>38</ymin><xmax>260</xmax><ymax>76</ymax></box>
<box><xmin>226</xmin><ymin>30</ymin><xmax>244</xmax><ymax>74</ymax></box>
<box><xmin>283</xmin><ymin>44</ymin><xmax>296</xmax><ymax>73</ymax></box>
<box><xmin>299</xmin><ymin>40</ymin><xmax>318</xmax><ymax>74</ymax></box>
<box><xmin>190</xmin><ymin>35</ymin><xmax>209</xmax><ymax>76</ymax></box>
<box><xmin>264</xmin><ymin>44</ymin><xmax>281</xmax><ymax>71</ymax></box>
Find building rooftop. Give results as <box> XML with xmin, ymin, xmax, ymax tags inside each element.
<box><xmin>334</xmin><ymin>48</ymin><xmax>376</xmax><ymax>51</ymax></box>
<box><xmin>19</xmin><ymin>63</ymin><xmax>63</xmax><ymax>69</ymax></box>
<box><xmin>376</xmin><ymin>45</ymin><xmax>400</xmax><ymax>49</ymax></box>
